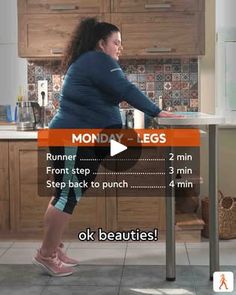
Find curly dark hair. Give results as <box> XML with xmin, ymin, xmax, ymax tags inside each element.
<box><xmin>61</xmin><ymin>17</ymin><xmax>120</xmax><ymax>73</ymax></box>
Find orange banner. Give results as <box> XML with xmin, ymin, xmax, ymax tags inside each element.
<box><xmin>37</xmin><ymin>129</ymin><xmax>200</xmax><ymax>147</ymax></box>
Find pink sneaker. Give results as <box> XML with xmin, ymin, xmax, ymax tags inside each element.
<box><xmin>32</xmin><ymin>249</ymin><xmax>75</xmax><ymax>277</ymax></box>
<box><xmin>57</xmin><ymin>245</ymin><xmax>79</xmax><ymax>267</ymax></box>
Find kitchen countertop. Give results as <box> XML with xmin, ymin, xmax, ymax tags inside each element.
<box><xmin>0</xmin><ymin>112</ymin><xmax>226</xmax><ymax>139</ymax></box>
<box><xmin>0</xmin><ymin>124</ymin><xmax>37</xmax><ymax>139</ymax></box>
<box><xmin>155</xmin><ymin>112</ymin><xmax>225</xmax><ymax>125</ymax></box>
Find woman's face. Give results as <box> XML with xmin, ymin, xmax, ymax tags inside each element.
<box><xmin>98</xmin><ymin>31</ymin><xmax>123</xmax><ymax>60</ymax></box>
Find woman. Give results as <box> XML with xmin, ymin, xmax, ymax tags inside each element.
<box><xmin>33</xmin><ymin>17</ymin><xmax>178</xmax><ymax>277</ymax></box>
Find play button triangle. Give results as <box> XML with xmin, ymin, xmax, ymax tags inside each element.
<box><xmin>110</xmin><ymin>139</ymin><xmax>127</xmax><ymax>157</ymax></box>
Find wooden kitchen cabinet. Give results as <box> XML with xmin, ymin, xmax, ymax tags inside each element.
<box><xmin>111</xmin><ymin>0</ymin><xmax>205</xmax><ymax>57</ymax></box>
<box><xmin>106</xmin><ymin>147</ymin><xmax>166</xmax><ymax>232</ymax></box>
<box><xmin>111</xmin><ymin>0</ymin><xmax>204</xmax><ymax>13</ymax></box>
<box><xmin>18</xmin><ymin>13</ymin><xmax>108</xmax><ymax>58</ymax></box>
<box><xmin>0</xmin><ymin>141</ymin><xmax>10</xmax><ymax>232</ymax></box>
<box><xmin>17</xmin><ymin>0</ymin><xmax>205</xmax><ymax>58</ymax></box>
<box><xmin>17</xmin><ymin>0</ymin><xmax>110</xmax><ymax>58</ymax></box>
<box><xmin>8</xmin><ymin>141</ymin><xmax>106</xmax><ymax>237</ymax></box>
<box><xmin>112</xmin><ymin>11</ymin><xmax>205</xmax><ymax>57</ymax></box>
<box><xmin>18</xmin><ymin>0</ymin><xmax>110</xmax><ymax>14</ymax></box>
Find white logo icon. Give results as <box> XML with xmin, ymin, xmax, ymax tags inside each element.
<box><xmin>110</xmin><ymin>139</ymin><xmax>127</xmax><ymax>157</ymax></box>
<box><xmin>213</xmin><ymin>271</ymin><xmax>234</xmax><ymax>292</ymax></box>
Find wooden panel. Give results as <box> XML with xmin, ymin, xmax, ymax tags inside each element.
<box><xmin>18</xmin><ymin>0</ymin><xmax>110</xmax><ymax>14</ymax></box>
<box><xmin>0</xmin><ymin>141</ymin><xmax>10</xmax><ymax>231</ymax></box>
<box><xmin>0</xmin><ymin>141</ymin><xmax>9</xmax><ymax>202</ymax></box>
<box><xmin>112</xmin><ymin>12</ymin><xmax>204</xmax><ymax>57</ymax></box>
<box><xmin>9</xmin><ymin>140</ymin><xmax>106</xmax><ymax>235</ymax></box>
<box><xmin>117</xmin><ymin>197</ymin><xmax>166</xmax><ymax>230</ymax></box>
<box><xmin>112</xmin><ymin>0</ymin><xmax>204</xmax><ymax>13</ymax></box>
<box><xmin>0</xmin><ymin>201</ymin><xmax>10</xmax><ymax>231</ymax></box>
<box><xmin>18</xmin><ymin>13</ymin><xmax>106</xmax><ymax>58</ymax></box>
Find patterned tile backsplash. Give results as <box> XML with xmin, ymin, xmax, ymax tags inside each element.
<box><xmin>27</xmin><ymin>57</ymin><xmax>198</xmax><ymax>122</ymax></box>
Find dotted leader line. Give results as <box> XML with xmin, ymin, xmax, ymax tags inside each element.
<box><xmin>93</xmin><ymin>172</ymin><xmax>165</xmax><ymax>175</ymax></box>
<box><xmin>130</xmin><ymin>186</ymin><xmax>166</xmax><ymax>189</ymax></box>
<box><xmin>80</xmin><ymin>158</ymin><xmax>165</xmax><ymax>161</ymax></box>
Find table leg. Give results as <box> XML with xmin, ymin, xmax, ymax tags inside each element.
<box><xmin>166</xmin><ymin>146</ymin><xmax>176</xmax><ymax>281</ymax></box>
<box><xmin>209</xmin><ymin>124</ymin><xmax>220</xmax><ymax>280</ymax></box>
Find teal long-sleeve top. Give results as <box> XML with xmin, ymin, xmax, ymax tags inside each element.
<box><xmin>49</xmin><ymin>51</ymin><xmax>161</xmax><ymax>129</ymax></box>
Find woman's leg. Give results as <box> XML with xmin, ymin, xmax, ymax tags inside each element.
<box><xmin>40</xmin><ymin>202</ymin><xmax>71</xmax><ymax>257</ymax></box>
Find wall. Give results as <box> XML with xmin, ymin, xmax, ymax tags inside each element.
<box><xmin>216</xmin><ymin>0</ymin><xmax>236</xmax><ymax>29</ymax></box>
<box><xmin>215</xmin><ymin>0</ymin><xmax>236</xmax><ymax>196</ymax></box>
<box><xmin>27</xmin><ymin>58</ymin><xmax>199</xmax><ymax>125</ymax></box>
<box><xmin>0</xmin><ymin>0</ymin><xmax>27</xmax><ymax>111</ymax></box>
<box><xmin>200</xmin><ymin>0</ymin><xmax>236</xmax><ymax>197</ymax></box>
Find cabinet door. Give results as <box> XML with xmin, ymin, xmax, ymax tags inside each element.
<box><xmin>112</xmin><ymin>0</ymin><xmax>204</xmax><ymax>12</ymax></box>
<box><xmin>18</xmin><ymin>13</ymin><xmax>108</xmax><ymax>58</ymax></box>
<box><xmin>9</xmin><ymin>141</ymin><xmax>106</xmax><ymax>236</ymax></box>
<box><xmin>18</xmin><ymin>0</ymin><xmax>110</xmax><ymax>14</ymax></box>
<box><xmin>112</xmin><ymin>12</ymin><xmax>204</xmax><ymax>57</ymax></box>
<box><xmin>0</xmin><ymin>141</ymin><xmax>10</xmax><ymax>231</ymax></box>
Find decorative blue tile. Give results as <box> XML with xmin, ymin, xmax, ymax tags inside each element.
<box><xmin>181</xmin><ymin>73</ymin><xmax>190</xmax><ymax>81</ymax></box>
<box><xmin>146</xmin><ymin>82</ymin><xmax>155</xmax><ymax>91</ymax></box>
<box><xmin>138</xmin><ymin>74</ymin><xmax>147</xmax><ymax>82</ymax></box>
<box><xmin>164</xmin><ymin>58</ymin><xmax>172</xmax><ymax>64</ymax></box>
<box><xmin>172</xmin><ymin>64</ymin><xmax>181</xmax><ymax>73</ymax></box>
<box><xmin>181</xmin><ymin>89</ymin><xmax>190</xmax><ymax>98</ymax></box>
<box><xmin>163</xmin><ymin>99</ymin><xmax>172</xmax><ymax>108</ymax></box>
<box><xmin>164</xmin><ymin>82</ymin><xmax>172</xmax><ymax>91</ymax></box>
<box><xmin>155</xmin><ymin>73</ymin><xmax>164</xmax><ymax>82</ymax></box>
<box><xmin>165</xmin><ymin>74</ymin><xmax>172</xmax><ymax>82</ymax></box>
<box><xmin>127</xmin><ymin>74</ymin><xmax>138</xmax><ymax>82</ymax></box>
<box><xmin>156</xmin><ymin>59</ymin><xmax>164</xmax><ymax>65</ymax></box>
<box><xmin>190</xmin><ymin>81</ymin><xmax>198</xmax><ymax>90</ymax></box>
<box><xmin>156</xmin><ymin>82</ymin><xmax>164</xmax><ymax>91</ymax></box>
<box><xmin>146</xmin><ymin>73</ymin><xmax>155</xmax><ymax>81</ymax></box>
<box><xmin>173</xmin><ymin>99</ymin><xmax>181</xmax><ymax>106</ymax></box>
<box><xmin>35</xmin><ymin>66</ymin><xmax>43</xmax><ymax>75</ymax></box>
<box><xmin>139</xmin><ymin>82</ymin><xmax>146</xmax><ymax>90</ymax></box>
<box><xmin>53</xmin><ymin>92</ymin><xmax>60</xmax><ymax>100</ymax></box>
<box><xmin>147</xmin><ymin>91</ymin><xmax>155</xmax><ymax>99</ymax></box>
<box><xmin>190</xmin><ymin>63</ymin><xmax>198</xmax><ymax>73</ymax></box>
<box><xmin>156</xmin><ymin>90</ymin><xmax>163</xmax><ymax>98</ymax></box>
<box><xmin>172</xmin><ymin>73</ymin><xmax>181</xmax><ymax>81</ymax></box>
<box><xmin>164</xmin><ymin>64</ymin><xmax>172</xmax><ymax>73</ymax></box>
<box><xmin>182</xmin><ymin>64</ymin><xmax>189</xmax><ymax>72</ymax></box>
<box><xmin>155</xmin><ymin>65</ymin><xmax>163</xmax><ymax>72</ymax></box>
<box><xmin>190</xmin><ymin>73</ymin><xmax>198</xmax><ymax>83</ymax></box>
<box><xmin>172</xmin><ymin>90</ymin><xmax>181</xmax><ymax>99</ymax></box>
<box><xmin>35</xmin><ymin>75</ymin><xmax>44</xmax><ymax>81</ymax></box>
<box><xmin>137</xmin><ymin>64</ymin><xmax>146</xmax><ymax>73</ymax></box>
<box><xmin>172</xmin><ymin>58</ymin><xmax>181</xmax><ymax>64</ymax></box>
<box><xmin>163</xmin><ymin>90</ymin><xmax>172</xmax><ymax>99</ymax></box>
<box><xmin>182</xmin><ymin>98</ymin><xmax>190</xmax><ymax>106</ymax></box>
<box><xmin>182</xmin><ymin>58</ymin><xmax>190</xmax><ymax>64</ymax></box>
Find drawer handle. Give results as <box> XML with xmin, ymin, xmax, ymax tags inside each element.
<box><xmin>145</xmin><ymin>47</ymin><xmax>172</xmax><ymax>53</ymax></box>
<box><xmin>144</xmin><ymin>4</ymin><xmax>172</xmax><ymax>9</ymax></box>
<box><xmin>51</xmin><ymin>48</ymin><xmax>63</xmax><ymax>54</ymax></box>
<box><xmin>49</xmin><ymin>4</ymin><xmax>78</xmax><ymax>10</ymax></box>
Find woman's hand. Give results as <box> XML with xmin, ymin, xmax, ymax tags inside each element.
<box><xmin>158</xmin><ymin>111</ymin><xmax>184</xmax><ymax>118</ymax></box>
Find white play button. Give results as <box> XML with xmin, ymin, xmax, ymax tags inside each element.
<box><xmin>110</xmin><ymin>139</ymin><xmax>127</xmax><ymax>157</ymax></box>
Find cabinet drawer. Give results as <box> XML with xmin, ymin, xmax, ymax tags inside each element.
<box><xmin>18</xmin><ymin>0</ymin><xmax>110</xmax><ymax>14</ymax></box>
<box><xmin>112</xmin><ymin>12</ymin><xmax>204</xmax><ymax>57</ymax></box>
<box><xmin>112</xmin><ymin>0</ymin><xmax>204</xmax><ymax>13</ymax></box>
<box><xmin>18</xmin><ymin>13</ymin><xmax>106</xmax><ymax>58</ymax></box>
